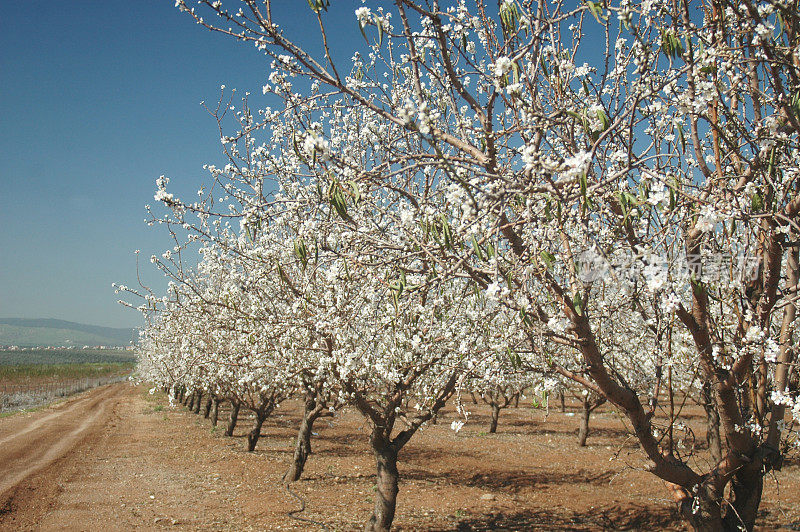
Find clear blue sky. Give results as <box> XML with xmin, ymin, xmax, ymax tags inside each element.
<box><xmin>0</xmin><ymin>1</ymin><xmax>359</xmax><ymax>328</ymax></box>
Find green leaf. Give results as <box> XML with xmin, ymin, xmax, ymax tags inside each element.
<box><xmin>596</xmin><ymin>108</ymin><xmax>610</xmax><ymax>131</ymax></box>
<box><xmin>440</xmin><ymin>214</ymin><xmax>453</xmax><ymax>249</ymax></box>
<box><xmin>585</xmin><ymin>0</ymin><xmax>604</xmax><ymax>23</ymax></box>
<box><xmin>768</xmin><ymin>147</ymin><xmax>777</xmax><ymax>178</ymax></box>
<box><xmin>307</xmin><ymin>0</ymin><xmax>329</xmax><ymax>13</ymax></box>
<box><xmin>471</xmin><ymin>235</ymin><xmax>485</xmax><ymax>261</ymax></box>
<box><xmin>791</xmin><ymin>90</ymin><xmax>800</xmax><ymax>119</ymax></box>
<box><xmin>540</xmin><ymin>251</ymin><xmax>556</xmax><ymax>270</ymax></box>
<box><xmin>375</xmin><ymin>15</ymin><xmax>383</xmax><ymax>46</ymax></box>
<box><xmin>348</xmin><ymin>180</ymin><xmax>361</xmax><ymax>203</ymax></box>
<box><xmin>358</xmin><ymin>21</ymin><xmax>368</xmax><ymax>43</ymax></box>
<box><xmin>579</xmin><ymin>172</ymin><xmax>588</xmax><ymax>200</ymax></box>
<box><xmin>294</xmin><ymin>238</ymin><xmax>308</xmax><ymax>268</ymax></box>
<box><xmin>328</xmin><ymin>181</ymin><xmax>349</xmax><ymax>220</ymax></box>
<box><xmin>519</xmin><ymin>309</ymin><xmax>534</xmax><ymax>328</ymax></box>
<box><xmin>617</xmin><ymin>191</ymin><xmax>628</xmax><ymax>217</ymax></box>
<box><xmin>573</xmin><ymin>292</ymin><xmax>583</xmax><ymax>315</ymax></box>
<box><xmin>751</xmin><ymin>192</ymin><xmax>764</xmax><ymax>213</ymax></box>
<box><xmin>661</xmin><ymin>30</ymin><xmax>684</xmax><ymax>58</ymax></box>
<box><xmin>276</xmin><ymin>263</ymin><xmax>290</xmax><ymax>287</ymax></box>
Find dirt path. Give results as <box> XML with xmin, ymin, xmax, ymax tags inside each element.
<box><xmin>0</xmin><ymin>383</ymin><xmax>126</xmax><ymax>526</ymax></box>
<box><xmin>0</xmin><ymin>385</ymin><xmax>798</xmax><ymax>530</ymax></box>
<box><xmin>0</xmin><ymin>384</ymin><xmax>122</xmax><ymax>496</ymax></box>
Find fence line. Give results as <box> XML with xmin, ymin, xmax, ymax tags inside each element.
<box><xmin>0</xmin><ymin>374</ymin><xmax>129</xmax><ymax>413</ymax></box>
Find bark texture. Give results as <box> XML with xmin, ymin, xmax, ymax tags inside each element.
<box><xmin>489</xmin><ymin>404</ymin><xmax>500</xmax><ymax>434</ymax></box>
<box><xmin>225</xmin><ymin>401</ymin><xmax>240</xmax><ymax>437</ymax></box>
<box><xmin>211</xmin><ymin>398</ymin><xmax>221</xmax><ymax>427</ymax></box>
<box><xmin>364</xmin><ymin>444</ymin><xmax>399</xmax><ymax>532</ymax></box>
<box><xmin>284</xmin><ymin>398</ymin><xmax>328</xmax><ymax>482</ymax></box>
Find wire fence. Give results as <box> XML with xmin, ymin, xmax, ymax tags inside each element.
<box><xmin>0</xmin><ymin>374</ymin><xmax>129</xmax><ymax>413</ymax></box>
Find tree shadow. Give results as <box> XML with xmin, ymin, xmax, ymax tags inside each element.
<box><xmin>450</xmin><ymin>505</ymin><xmax>680</xmax><ymax>531</ymax></box>
<box><xmin>309</xmin><ymin>433</ymin><xmax>370</xmax><ymax>458</ymax></box>
<box><xmin>402</xmin><ymin>467</ymin><xmax>617</xmax><ymax>492</ymax></box>
<box><xmin>402</xmin><ymin>446</ymin><xmax>482</xmax><ymax>463</ymax></box>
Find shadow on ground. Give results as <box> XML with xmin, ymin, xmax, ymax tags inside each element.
<box><xmin>449</xmin><ymin>505</ymin><xmax>680</xmax><ymax>531</ymax></box>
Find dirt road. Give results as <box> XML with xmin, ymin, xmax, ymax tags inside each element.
<box><xmin>0</xmin><ymin>384</ymin><xmax>126</xmax><ymax>525</ymax></box>
<box><xmin>0</xmin><ymin>384</ymin><xmax>121</xmax><ymax>497</ymax></box>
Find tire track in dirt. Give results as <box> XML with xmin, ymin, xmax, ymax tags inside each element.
<box><xmin>0</xmin><ymin>383</ymin><xmax>125</xmax><ymax>501</ymax></box>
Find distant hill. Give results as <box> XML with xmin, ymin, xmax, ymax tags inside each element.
<box><xmin>0</xmin><ymin>318</ymin><xmax>137</xmax><ymax>347</ymax></box>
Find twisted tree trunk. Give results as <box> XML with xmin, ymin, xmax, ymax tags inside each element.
<box><xmin>247</xmin><ymin>412</ymin><xmax>266</xmax><ymax>452</ymax></box>
<box><xmin>193</xmin><ymin>391</ymin><xmax>203</xmax><ymax>414</ymax></box>
<box><xmin>284</xmin><ymin>397</ymin><xmax>327</xmax><ymax>481</ymax></box>
<box><xmin>225</xmin><ymin>400</ymin><xmax>240</xmax><ymax>437</ymax></box>
<box><xmin>577</xmin><ymin>394</ymin><xmax>605</xmax><ymax>447</ymax></box>
<box><xmin>489</xmin><ymin>403</ymin><xmax>501</xmax><ymax>433</ymax></box>
<box><xmin>246</xmin><ymin>399</ymin><xmax>275</xmax><ymax>452</ymax></box>
<box><xmin>701</xmin><ymin>382</ymin><xmax>723</xmax><ymax>464</ymax></box>
<box><xmin>203</xmin><ymin>395</ymin><xmax>213</xmax><ymax>418</ymax></box>
<box><xmin>578</xmin><ymin>398</ymin><xmax>591</xmax><ymax>447</ymax></box>
<box><xmin>364</xmin><ymin>441</ymin><xmax>399</xmax><ymax>532</ymax></box>
<box><xmin>211</xmin><ymin>397</ymin><xmax>221</xmax><ymax>427</ymax></box>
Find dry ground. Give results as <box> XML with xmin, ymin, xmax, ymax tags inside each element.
<box><xmin>0</xmin><ymin>383</ymin><xmax>798</xmax><ymax>531</ymax></box>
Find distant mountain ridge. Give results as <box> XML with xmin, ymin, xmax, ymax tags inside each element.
<box><xmin>0</xmin><ymin>318</ymin><xmax>137</xmax><ymax>347</ymax></box>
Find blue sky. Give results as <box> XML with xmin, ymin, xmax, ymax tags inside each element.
<box><xmin>0</xmin><ymin>1</ymin><xmax>359</xmax><ymax>328</ymax></box>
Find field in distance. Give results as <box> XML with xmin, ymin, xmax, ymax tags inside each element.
<box><xmin>0</xmin><ymin>350</ymin><xmax>135</xmax><ymax>413</ymax></box>
<box><xmin>0</xmin><ymin>348</ymin><xmax>135</xmax><ymax>367</ymax></box>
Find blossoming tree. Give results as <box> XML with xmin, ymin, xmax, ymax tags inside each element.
<box><xmin>135</xmin><ymin>0</ymin><xmax>800</xmax><ymax>529</ymax></box>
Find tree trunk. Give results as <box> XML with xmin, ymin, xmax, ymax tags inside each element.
<box><xmin>489</xmin><ymin>403</ymin><xmax>501</xmax><ymax>433</ymax></box>
<box><xmin>676</xmin><ymin>469</ymin><xmax>763</xmax><ymax>532</ymax></box>
<box><xmin>365</xmin><ymin>445</ymin><xmax>400</xmax><ymax>532</ymax></box>
<box><xmin>203</xmin><ymin>396</ymin><xmax>213</xmax><ymax>418</ymax></box>
<box><xmin>513</xmin><ymin>392</ymin><xmax>520</xmax><ymax>408</ymax></box>
<box><xmin>225</xmin><ymin>401</ymin><xmax>240</xmax><ymax>437</ymax></box>
<box><xmin>701</xmin><ymin>382</ymin><xmax>723</xmax><ymax>463</ymax></box>
<box><xmin>724</xmin><ymin>461</ymin><xmax>764</xmax><ymax>531</ymax></box>
<box><xmin>187</xmin><ymin>391</ymin><xmax>196</xmax><ymax>410</ymax></box>
<box><xmin>470</xmin><ymin>392</ymin><xmax>479</xmax><ymax>404</ymax></box>
<box><xmin>678</xmin><ymin>481</ymin><xmax>725</xmax><ymax>532</ymax></box>
<box><xmin>193</xmin><ymin>391</ymin><xmax>203</xmax><ymax>414</ymax></box>
<box><xmin>285</xmin><ymin>399</ymin><xmax>323</xmax><ymax>482</ymax></box>
<box><xmin>247</xmin><ymin>411</ymin><xmax>266</xmax><ymax>452</ymax></box>
<box><xmin>559</xmin><ymin>391</ymin><xmax>566</xmax><ymax>413</ymax></box>
<box><xmin>211</xmin><ymin>398</ymin><xmax>221</xmax><ymax>427</ymax></box>
<box><xmin>578</xmin><ymin>399</ymin><xmax>591</xmax><ymax>447</ymax></box>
